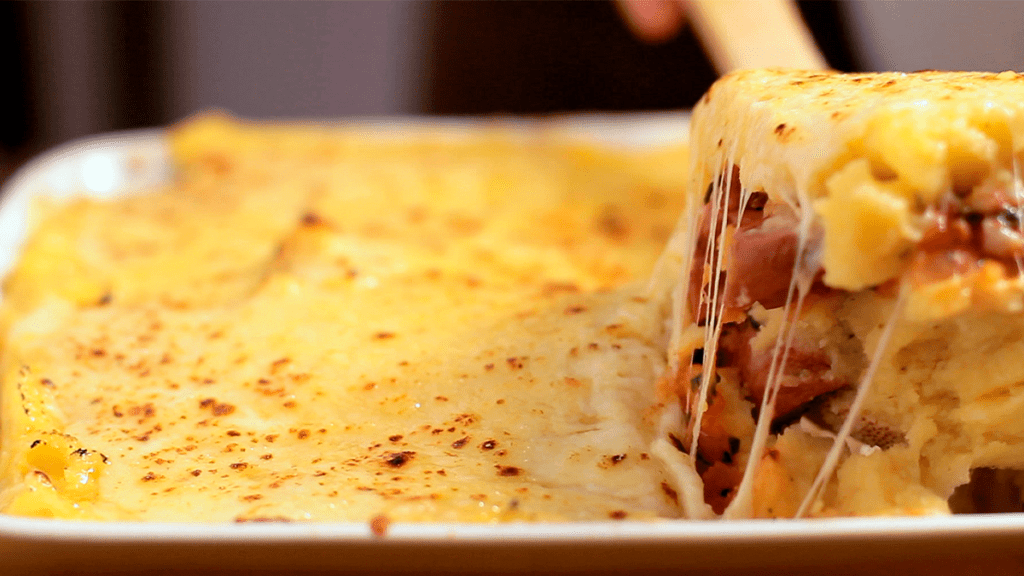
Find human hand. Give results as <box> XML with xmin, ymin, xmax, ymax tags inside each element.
<box><xmin>617</xmin><ymin>0</ymin><xmax>826</xmax><ymax>73</ymax></box>
<box><xmin>615</xmin><ymin>0</ymin><xmax>688</xmax><ymax>43</ymax></box>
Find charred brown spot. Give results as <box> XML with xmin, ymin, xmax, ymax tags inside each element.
<box><xmin>496</xmin><ymin>465</ymin><xmax>522</xmax><ymax>477</ymax></box>
<box><xmin>128</xmin><ymin>403</ymin><xmax>156</xmax><ymax>419</ymax></box>
<box><xmin>596</xmin><ymin>204</ymin><xmax>630</xmax><ymax>241</ymax></box>
<box><xmin>235</xmin><ymin>516</ymin><xmax>293</xmax><ymax>523</ymax></box>
<box><xmin>301</xmin><ymin>212</ymin><xmax>324</xmax><ymax>226</ymax></box>
<box><xmin>542</xmin><ymin>281</ymin><xmax>580</xmax><ymax>294</ymax></box>
<box><xmin>383</xmin><ymin>451</ymin><xmax>415</xmax><ymax>468</ymax></box>
<box><xmin>660</xmin><ymin>481</ymin><xmax>679</xmax><ymax>504</ymax></box>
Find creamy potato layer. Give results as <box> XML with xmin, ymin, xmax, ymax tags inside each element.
<box><xmin>0</xmin><ymin>116</ymin><xmax>688</xmax><ymax>522</ymax></box>
<box><xmin>663</xmin><ymin>70</ymin><xmax>1024</xmax><ymax>519</ymax></box>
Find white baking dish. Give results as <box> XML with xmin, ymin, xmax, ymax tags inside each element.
<box><xmin>1</xmin><ymin>114</ymin><xmax>1023</xmax><ymax>573</ymax></box>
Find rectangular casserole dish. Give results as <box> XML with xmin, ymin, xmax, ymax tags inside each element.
<box><xmin>1</xmin><ymin>114</ymin><xmax>1024</xmax><ymax>573</ymax></box>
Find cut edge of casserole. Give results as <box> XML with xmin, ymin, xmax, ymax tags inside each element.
<box><xmin>659</xmin><ymin>69</ymin><xmax>1024</xmax><ymax>519</ymax></box>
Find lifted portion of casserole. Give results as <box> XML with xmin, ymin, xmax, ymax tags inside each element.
<box><xmin>0</xmin><ymin>116</ymin><xmax>688</xmax><ymax>522</ymax></box>
<box><xmin>660</xmin><ymin>69</ymin><xmax>1024</xmax><ymax>519</ymax></box>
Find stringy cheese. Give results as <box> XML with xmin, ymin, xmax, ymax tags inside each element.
<box><xmin>665</xmin><ymin>69</ymin><xmax>1024</xmax><ymax>519</ymax></box>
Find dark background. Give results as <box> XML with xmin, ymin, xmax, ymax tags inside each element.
<box><xmin>8</xmin><ymin>0</ymin><xmax>1024</xmax><ymax>185</ymax></box>
<box><xmin>0</xmin><ymin>0</ymin><xmax>859</xmax><ymax>181</ymax></box>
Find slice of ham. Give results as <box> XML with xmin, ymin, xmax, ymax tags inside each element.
<box><xmin>723</xmin><ymin>225</ymin><xmax>800</xmax><ymax>310</ymax></box>
<box><xmin>688</xmin><ymin>187</ymin><xmax>841</xmax><ymax>420</ymax></box>
<box><xmin>688</xmin><ymin>190</ymin><xmax>787</xmax><ymax>324</ymax></box>
<box><xmin>719</xmin><ymin>320</ymin><xmax>847</xmax><ymax>420</ymax></box>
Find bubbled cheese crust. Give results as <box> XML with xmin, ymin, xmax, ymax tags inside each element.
<box><xmin>0</xmin><ymin>115</ymin><xmax>688</xmax><ymax>522</ymax></box>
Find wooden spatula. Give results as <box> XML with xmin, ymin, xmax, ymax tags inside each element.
<box><xmin>686</xmin><ymin>0</ymin><xmax>828</xmax><ymax>73</ymax></box>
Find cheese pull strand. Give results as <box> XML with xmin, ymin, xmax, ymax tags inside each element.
<box><xmin>795</xmin><ymin>285</ymin><xmax>907</xmax><ymax>518</ymax></box>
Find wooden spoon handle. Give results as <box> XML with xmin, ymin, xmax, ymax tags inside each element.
<box><xmin>686</xmin><ymin>0</ymin><xmax>828</xmax><ymax>73</ymax></box>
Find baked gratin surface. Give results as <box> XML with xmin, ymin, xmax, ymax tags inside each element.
<box><xmin>0</xmin><ymin>115</ymin><xmax>688</xmax><ymax>522</ymax></box>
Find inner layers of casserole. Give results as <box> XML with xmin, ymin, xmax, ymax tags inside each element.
<box><xmin>659</xmin><ymin>70</ymin><xmax>1024</xmax><ymax>519</ymax></box>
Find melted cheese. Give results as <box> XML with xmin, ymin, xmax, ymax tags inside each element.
<box><xmin>667</xmin><ymin>70</ymin><xmax>1024</xmax><ymax>519</ymax></box>
<box><xmin>689</xmin><ymin>69</ymin><xmax>1024</xmax><ymax>292</ymax></box>
<box><xmin>0</xmin><ymin>115</ymin><xmax>689</xmax><ymax>522</ymax></box>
